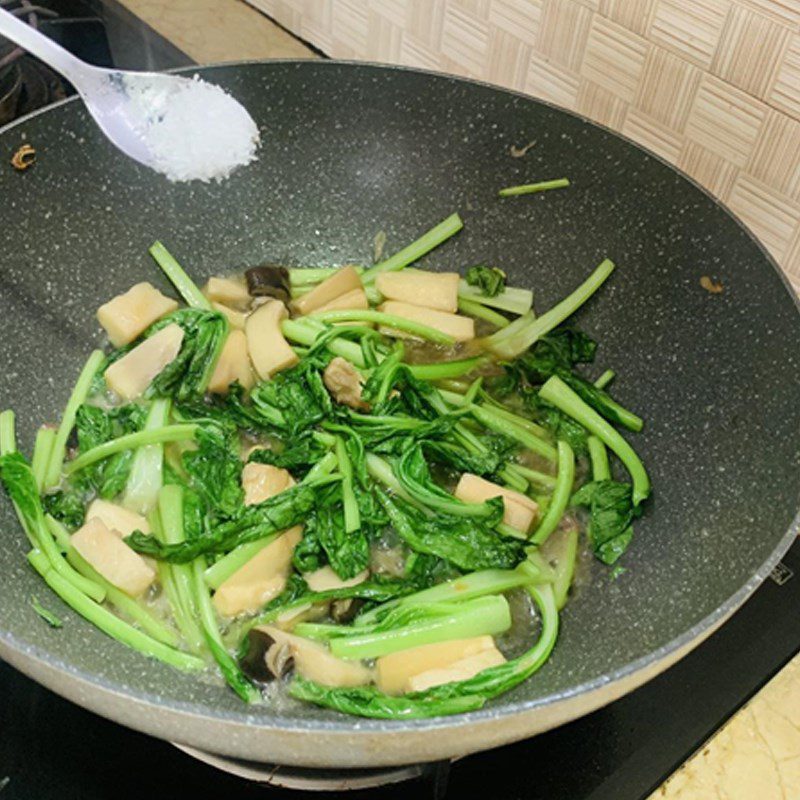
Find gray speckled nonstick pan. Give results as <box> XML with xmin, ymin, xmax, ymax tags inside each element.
<box><xmin>0</xmin><ymin>61</ymin><xmax>798</xmax><ymax>768</ymax></box>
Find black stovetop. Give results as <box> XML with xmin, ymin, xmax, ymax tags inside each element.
<box><xmin>2</xmin><ymin>539</ymin><xmax>798</xmax><ymax>800</ymax></box>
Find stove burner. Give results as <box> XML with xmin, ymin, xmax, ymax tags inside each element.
<box><xmin>173</xmin><ymin>744</ymin><xmax>451</xmax><ymax>795</ymax></box>
<box><xmin>0</xmin><ymin>1</ymin><xmax>67</xmax><ymax>126</ymax></box>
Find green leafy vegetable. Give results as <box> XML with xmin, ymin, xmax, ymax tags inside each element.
<box><xmin>126</xmin><ymin>483</ymin><xmax>317</xmax><ymax>562</ymax></box>
<box><xmin>377</xmin><ymin>492</ymin><xmax>525</xmax><ymax>571</ymax></box>
<box><xmin>465</xmin><ymin>266</ymin><xmax>506</xmax><ymax>297</ymax></box>
<box><xmin>572</xmin><ymin>480</ymin><xmax>638</xmax><ymax>564</ymax></box>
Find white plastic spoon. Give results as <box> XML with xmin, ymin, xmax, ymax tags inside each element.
<box><xmin>0</xmin><ymin>7</ymin><xmax>259</xmax><ymax>181</ymax></box>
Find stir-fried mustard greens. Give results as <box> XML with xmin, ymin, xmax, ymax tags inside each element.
<box><xmin>0</xmin><ymin>212</ymin><xmax>651</xmax><ymax>718</ymax></box>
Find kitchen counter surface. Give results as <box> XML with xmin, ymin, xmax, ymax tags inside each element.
<box><xmin>108</xmin><ymin>1</ymin><xmax>800</xmax><ymax>796</ymax></box>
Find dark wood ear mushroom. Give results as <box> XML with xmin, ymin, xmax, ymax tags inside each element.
<box><xmin>330</xmin><ymin>597</ymin><xmax>365</xmax><ymax>624</ymax></box>
<box><xmin>245</xmin><ymin>265</ymin><xmax>291</xmax><ymax>305</ymax></box>
<box><xmin>239</xmin><ymin>628</ymin><xmax>293</xmax><ymax>684</ymax></box>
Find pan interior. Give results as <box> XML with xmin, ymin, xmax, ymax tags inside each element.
<box><xmin>0</xmin><ymin>61</ymin><xmax>798</xmax><ymax>735</ymax></box>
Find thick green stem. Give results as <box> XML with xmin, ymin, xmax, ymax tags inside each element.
<box><xmin>540</xmin><ymin>376</ymin><xmax>650</xmax><ymax>504</ymax></box>
<box><xmin>123</xmin><ymin>398</ymin><xmax>170</xmax><ymax>514</ymax></box>
<box><xmin>311</xmin><ymin>310</ymin><xmax>455</xmax><ymax>345</ymax></box>
<box><xmin>281</xmin><ymin>318</ymin><xmax>367</xmax><ymax>367</ymax></box>
<box><xmin>44</xmin><ymin>350</ymin><xmax>105</xmax><ymax>488</ymax></box>
<box><xmin>457</xmin><ymin>283</ymin><xmax>533</xmax><ymax>315</ymax></box>
<box><xmin>336</xmin><ymin>436</ymin><xmax>361</xmax><ymax>534</ymax></box>
<box><xmin>531</xmin><ymin>440</ymin><xmax>575</xmax><ymax>545</ymax></box>
<box><xmin>408</xmin><ymin>357</ymin><xmax>485</xmax><ymax>381</ymax></box>
<box><xmin>457</xmin><ymin>298</ymin><xmax>510</xmax><ymax>328</ymax></box>
<box><xmin>153</xmin><ymin>491</ymin><xmax>205</xmax><ymax>652</ymax></box>
<box><xmin>471</xmin><ymin>405</ymin><xmax>557</xmax><ymax>462</ymax></box>
<box><xmin>27</xmin><ymin>549</ymin><xmax>203</xmax><ymax>671</ymax></box>
<box><xmin>361</xmin><ymin>213</ymin><xmax>463</xmax><ymax>286</ymax></box>
<box><xmin>484</xmin><ymin>259</ymin><xmax>615</xmax><ymax>359</ymax></box>
<box><xmin>330</xmin><ymin>595</ymin><xmax>511</xmax><ymax>660</ymax></box>
<box><xmin>65</xmin><ymin>425</ymin><xmax>197</xmax><ymax>476</ymax></box>
<box><xmin>149</xmin><ymin>241</ymin><xmax>210</xmax><ymax>310</ymax></box>
<box><xmin>498</xmin><ymin>178</ymin><xmax>570</xmax><ymax>197</ymax></box>
<box><xmin>31</xmin><ymin>427</ymin><xmax>56</xmax><ymax>492</ymax></box>
<box><xmin>587</xmin><ymin>435</ymin><xmax>610</xmax><ymax>480</ymax></box>
<box><xmin>354</xmin><ymin>567</ymin><xmax>534</xmax><ymax>627</ymax></box>
<box><xmin>511</xmin><ymin>464</ymin><xmax>557</xmax><ymax>489</ymax></box>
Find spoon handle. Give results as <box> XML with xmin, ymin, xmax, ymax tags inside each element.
<box><xmin>0</xmin><ymin>7</ymin><xmax>90</xmax><ymax>87</ymax></box>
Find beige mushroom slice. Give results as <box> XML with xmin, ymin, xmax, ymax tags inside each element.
<box><xmin>97</xmin><ymin>282</ymin><xmax>178</xmax><ymax>347</ymax></box>
<box><xmin>293</xmin><ymin>266</ymin><xmax>363</xmax><ymax>316</ymax></box>
<box><xmin>212</xmin><ymin>526</ymin><xmax>302</xmax><ymax>617</ymax></box>
<box><xmin>314</xmin><ymin>287</ymin><xmax>370</xmax><ymax>313</ymax></box>
<box><xmin>203</xmin><ymin>276</ymin><xmax>251</xmax><ymax>309</ymax></box>
<box><xmin>406</xmin><ymin>646</ymin><xmax>506</xmax><ymax>693</ymax></box>
<box><xmin>322</xmin><ymin>357</ymin><xmax>369</xmax><ymax>411</ymax></box>
<box><xmin>375</xmin><ymin>269</ymin><xmax>460</xmax><ymax>313</ymax></box>
<box><xmin>255</xmin><ymin>625</ymin><xmax>373</xmax><ymax>688</ymax></box>
<box><xmin>455</xmin><ymin>473</ymin><xmax>539</xmax><ymax>534</ymax></box>
<box><xmin>208</xmin><ymin>330</ymin><xmax>255</xmax><ymax>394</ymax></box>
<box><xmin>303</xmin><ymin>565</ymin><xmax>369</xmax><ymax>592</ymax></box>
<box><xmin>245</xmin><ymin>299</ymin><xmax>298</xmax><ymax>379</ymax></box>
<box><xmin>375</xmin><ymin>635</ymin><xmax>498</xmax><ymax>695</ymax></box>
<box><xmin>104</xmin><ymin>323</ymin><xmax>184</xmax><ymax>401</ymax></box>
<box><xmin>241</xmin><ymin>463</ymin><xmax>294</xmax><ymax>506</ymax></box>
<box><xmin>85</xmin><ymin>499</ymin><xmax>150</xmax><ymax>538</ymax></box>
<box><xmin>212</xmin><ymin>301</ymin><xmax>247</xmax><ymax>331</ymax></box>
<box><xmin>378</xmin><ymin>301</ymin><xmax>475</xmax><ymax>342</ymax></box>
<box><xmin>70</xmin><ymin>518</ymin><xmax>155</xmax><ymax>597</ymax></box>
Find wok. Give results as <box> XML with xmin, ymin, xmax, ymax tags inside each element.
<box><xmin>0</xmin><ymin>61</ymin><xmax>798</xmax><ymax>768</ymax></box>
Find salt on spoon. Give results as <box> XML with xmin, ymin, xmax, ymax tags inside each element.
<box><xmin>0</xmin><ymin>7</ymin><xmax>259</xmax><ymax>182</ymax></box>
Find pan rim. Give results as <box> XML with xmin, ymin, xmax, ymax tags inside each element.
<box><xmin>1</xmin><ymin>58</ymin><xmax>798</xmax><ymax>740</ymax></box>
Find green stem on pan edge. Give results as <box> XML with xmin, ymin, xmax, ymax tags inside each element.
<box><xmin>44</xmin><ymin>349</ymin><xmax>105</xmax><ymax>488</ymax></box>
<box><xmin>531</xmin><ymin>440</ymin><xmax>575</xmax><ymax>545</ymax></box>
<box><xmin>457</xmin><ymin>298</ymin><xmax>510</xmax><ymax>328</ymax></box>
<box><xmin>31</xmin><ymin>427</ymin><xmax>56</xmax><ymax>493</ymax></box>
<box><xmin>27</xmin><ymin>549</ymin><xmax>203</xmax><ymax>671</ymax></box>
<box><xmin>149</xmin><ymin>241</ymin><xmax>210</xmax><ymax>310</ymax></box>
<box><xmin>0</xmin><ymin>409</ymin><xmax>16</xmax><ymax>456</ymax></box>
<box><xmin>498</xmin><ymin>178</ymin><xmax>570</xmax><ymax>197</ymax></box>
<box><xmin>310</xmin><ymin>310</ymin><xmax>455</xmax><ymax>345</ymax></box>
<box><xmin>288</xmin><ymin>583</ymin><xmax>558</xmax><ymax>720</ymax></box>
<box><xmin>539</xmin><ymin>375</ymin><xmax>650</xmax><ymax>505</ymax></box>
<box><xmin>360</xmin><ymin>213</ymin><xmax>463</xmax><ymax>286</ymax></box>
<box><xmin>484</xmin><ymin>259</ymin><xmax>615</xmax><ymax>360</ymax></box>
<box><xmin>65</xmin><ymin>425</ymin><xmax>198</xmax><ymax>476</ymax></box>
<box><xmin>594</xmin><ymin>369</ymin><xmax>615</xmax><ymax>390</ymax></box>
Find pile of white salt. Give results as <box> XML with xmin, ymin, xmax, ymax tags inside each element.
<box><xmin>125</xmin><ymin>73</ymin><xmax>260</xmax><ymax>183</ymax></box>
